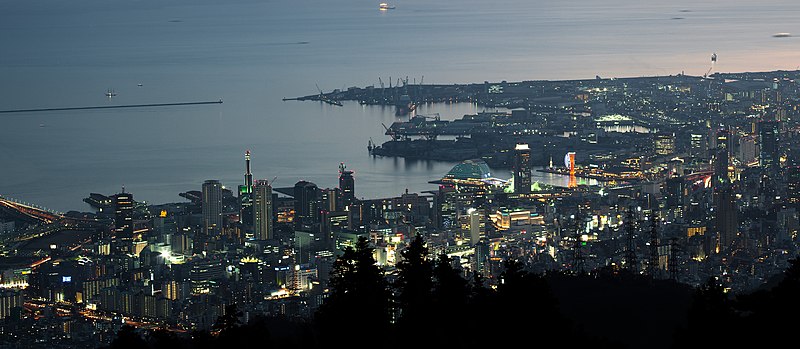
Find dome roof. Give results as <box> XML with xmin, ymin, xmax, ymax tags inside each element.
<box><xmin>444</xmin><ymin>159</ymin><xmax>493</xmax><ymax>180</ymax></box>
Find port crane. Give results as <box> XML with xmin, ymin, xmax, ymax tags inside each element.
<box><xmin>314</xmin><ymin>84</ymin><xmax>343</xmax><ymax>106</ymax></box>
<box><xmin>382</xmin><ymin>122</ymin><xmax>399</xmax><ymax>141</ymax></box>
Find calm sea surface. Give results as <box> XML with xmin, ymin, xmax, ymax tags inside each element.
<box><xmin>1</xmin><ymin>0</ymin><xmax>799</xmax><ymax>211</ymax></box>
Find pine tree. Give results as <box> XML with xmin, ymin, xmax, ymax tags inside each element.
<box><xmin>316</xmin><ymin>236</ymin><xmax>389</xmax><ymax>343</ymax></box>
<box><xmin>395</xmin><ymin>234</ymin><xmax>433</xmax><ymax>329</ymax></box>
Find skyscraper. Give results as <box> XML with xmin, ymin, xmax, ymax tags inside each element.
<box><xmin>253</xmin><ymin>179</ymin><xmax>273</xmax><ymax>241</ymax></box>
<box><xmin>513</xmin><ymin>143</ymin><xmax>531</xmax><ymax>194</ymax></box>
<box><xmin>787</xmin><ymin>166</ymin><xmax>800</xmax><ymax>207</ymax></box>
<box><xmin>202</xmin><ymin>180</ymin><xmax>223</xmax><ymax>237</ymax></box>
<box><xmin>655</xmin><ymin>133</ymin><xmax>675</xmax><ymax>156</ymax></box>
<box><xmin>712</xmin><ymin>128</ymin><xmax>737</xmax><ymax>252</ymax></box>
<box><xmin>113</xmin><ymin>190</ymin><xmax>134</xmax><ymax>237</ymax></box>
<box><xmin>294</xmin><ymin>181</ymin><xmax>319</xmax><ymax>230</ymax></box>
<box><xmin>714</xmin><ymin>186</ymin><xmax>738</xmax><ymax>252</ymax></box>
<box><xmin>338</xmin><ymin>163</ymin><xmax>355</xmax><ymax>208</ymax></box>
<box><xmin>759</xmin><ymin>120</ymin><xmax>780</xmax><ymax>172</ymax></box>
<box><xmin>240</xmin><ymin>151</ymin><xmax>255</xmax><ymax>227</ymax></box>
<box><xmin>713</xmin><ymin>129</ymin><xmax>731</xmax><ymax>187</ymax></box>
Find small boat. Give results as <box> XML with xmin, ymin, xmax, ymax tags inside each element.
<box><xmin>105</xmin><ymin>89</ymin><xmax>117</xmax><ymax>98</ymax></box>
<box><xmin>137</xmin><ymin>83</ymin><xmax>143</xmax><ymax>87</ymax></box>
<box><xmin>773</xmin><ymin>32</ymin><xmax>791</xmax><ymax>38</ymax></box>
<box><xmin>379</xmin><ymin>3</ymin><xmax>395</xmax><ymax>10</ymax></box>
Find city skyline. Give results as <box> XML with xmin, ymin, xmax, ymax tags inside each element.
<box><xmin>3</xmin><ymin>0</ymin><xmax>800</xmax><ymax>347</ymax></box>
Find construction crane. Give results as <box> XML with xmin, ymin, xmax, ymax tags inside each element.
<box><xmin>382</xmin><ymin>123</ymin><xmax>399</xmax><ymax>141</ymax></box>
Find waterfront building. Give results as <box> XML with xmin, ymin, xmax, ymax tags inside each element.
<box><xmin>339</xmin><ymin>163</ymin><xmax>355</xmax><ymax>208</ymax></box>
<box><xmin>113</xmin><ymin>190</ymin><xmax>134</xmax><ymax>237</ymax></box>
<box><xmin>513</xmin><ymin>143</ymin><xmax>532</xmax><ymax>194</ymax></box>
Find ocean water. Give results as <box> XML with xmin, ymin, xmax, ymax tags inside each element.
<box><xmin>1</xmin><ymin>0</ymin><xmax>799</xmax><ymax>211</ymax></box>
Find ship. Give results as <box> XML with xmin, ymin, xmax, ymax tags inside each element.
<box><xmin>395</xmin><ymin>94</ymin><xmax>415</xmax><ymax>116</ymax></box>
<box><xmin>105</xmin><ymin>89</ymin><xmax>117</xmax><ymax>98</ymax></box>
<box><xmin>379</xmin><ymin>3</ymin><xmax>395</xmax><ymax>10</ymax></box>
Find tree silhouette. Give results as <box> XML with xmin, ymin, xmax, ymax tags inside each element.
<box><xmin>395</xmin><ymin>234</ymin><xmax>433</xmax><ymax>330</ymax></box>
<box><xmin>213</xmin><ymin>303</ymin><xmax>243</xmax><ymax>335</ymax></box>
<box><xmin>315</xmin><ymin>236</ymin><xmax>389</xmax><ymax>343</ymax></box>
<box><xmin>108</xmin><ymin>325</ymin><xmax>147</xmax><ymax>349</ymax></box>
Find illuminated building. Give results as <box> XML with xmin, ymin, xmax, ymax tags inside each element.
<box><xmin>82</xmin><ymin>278</ymin><xmax>119</xmax><ymax>304</ymax></box>
<box><xmin>513</xmin><ymin>143</ymin><xmax>531</xmax><ymax>194</ymax></box>
<box><xmin>294</xmin><ymin>181</ymin><xmax>319</xmax><ymax>230</ymax></box>
<box><xmin>294</xmin><ymin>231</ymin><xmax>317</xmax><ymax>264</ymax></box>
<box><xmin>0</xmin><ymin>290</ymin><xmax>22</xmax><ymax>320</ymax></box>
<box><xmin>333</xmin><ymin>230</ymin><xmax>369</xmax><ymax>256</ymax></box>
<box><xmin>737</xmin><ymin>135</ymin><xmax>757</xmax><ymax>164</ymax></box>
<box><xmin>190</xmin><ymin>258</ymin><xmax>225</xmax><ymax>295</ymax></box>
<box><xmin>664</xmin><ymin>176</ymin><xmax>686</xmax><ymax>223</ymax></box>
<box><xmin>690</xmin><ymin>133</ymin><xmax>706</xmax><ymax>156</ymax></box>
<box><xmin>759</xmin><ymin>120</ymin><xmax>780</xmax><ymax>172</ymax></box>
<box><xmin>712</xmin><ymin>129</ymin><xmax>737</xmax><ymax>252</ymax></box>
<box><xmin>240</xmin><ymin>150</ymin><xmax>255</xmax><ymax>227</ymax></box>
<box><xmin>655</xmin><ymin>133</ymin><xmax>675</xmax><ymax>156</ymax></box>
<box><xmin>713</xmin><ymin>129</ymin><xmax>731</xmax><ymax>187</ymax></box>
<box><xmin>714</xmin><ymin>186</ymin><xmax>738</xmax><ymax>252</ymax></box>
<box><xmin>788</xmin><ymin>166</ymin><xmax>800</xmax><ymax>207</ymax></box>
<box><xmin>466</xmin><ymin>208</ymin><xmax>483</xmax><ymax>245</ymax></box>
<box><xmin>113</xmin><ymin>190</ymin><xmax>134</xmax><ymax>237</ymax></box>
<box><xmin>290</xmin><ymin>265</ymin><xmax>317</xmax><ymax>292</ymax></box>
<box><xmin>202</xmin><ymin>180</ymin><xmax>223</xmax><ymax>237</ymax></box>
<box><xmin>339</xmin><ymin>163</ymin><xmax>355</xmax><ymax>208</ymax></box>
<box><xmin>489</xmin><ymin>208</ymin><xmax>543</xmax><ymax>230</ymax></box>
<box><xmin>253</xmin><ymin>179</ymin><xmax>274</xmax><ymax>241</ymax></box>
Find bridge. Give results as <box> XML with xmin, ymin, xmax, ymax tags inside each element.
<box><xmin>0</xmin><ymin>195</ymin><xmax>104</xmax><ymax>242</ymax></box>
<box><xmin>0</xmin><ymin>195</ymin><xmax>62</xmax><ymax>224</ymax></box>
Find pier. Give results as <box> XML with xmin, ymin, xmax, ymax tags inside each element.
<box><xmin>0</xmin><ymin>100</ymin><xmax>223</xmax><ymax>114</ymax></box>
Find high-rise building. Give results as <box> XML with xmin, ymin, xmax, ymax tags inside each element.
<box><xmin>240</xmin><ymin>151</ymin><xmax>255</xmax><ymax>227</ymax></box>
<box><xmin>513</xmin><ymin>144</ymin><xmax>531</xmax><ymax>194</ymax></box>
<box><xmin>113</xmin><ymin>190</ymin><xmax>134</xmax><ymax>237</ymax></box>
<box><xmin>759</xmin><ymin>120</ymin><xmax>780</xmax><ymax>172</ymax></box>
<box><xmin>654</xmin><ymin>133</ymin><xmax>675</xmax><ymax>156</ymax></box>
<box><xmin>294</xmin><ymin>181</ymin><xmax>319</xmax><ymax>230</ymax></box>
<box><xmin>338</xmin><ymin>163</ymin><xmax>355</xmax><ymax>208</ymax></box>
<box><xmin>713</xmin><ymin>129</ymin><xmax>731</xmax><ymax>187</ymax></box>
<box><xmin>712</xmin><ymin>129</ymin><xmax>737</xmax><ymax>252</ymax></box>
<box><xmin>253</xmin><ymin>179</ymin><xmax>273</xmax><ymax>241</ymax></box>
<box><xmin>714</xmin><ymin>186</ymin><xmax>738</xmax><ymax>252</ymax></box>
<box><xmin>787</xmin><ymin>166</ymin><xmax>800</xmax><ymax>207</ymax></box>
<box><xmin>664</xmin><ymin>176</ymin><xmax>686</xmax><ymax>223</ymax></box>
<box><xmin>202</xmin><ymin>180</ymin><xmax>223</xmax><ymax>237</ymax></box>
<box><xmin>294</xmin><ymin>231</ymin><xmax>317</xmax><ymax>264</ymax></box>
<box><xmin>0</xmin><ymin>290</ymin><xmax>22</xmax><ymax>320</ymax></box>
<box><xmin>690</xmin><ymin>133</ymin><xmax>707</xmax><ymax>156</ymax></box>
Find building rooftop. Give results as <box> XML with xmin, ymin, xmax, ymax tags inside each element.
<box><xmin>443</xmin><ymin>159</ymin><xmax>493</xmax><ymax>180</ymax></box>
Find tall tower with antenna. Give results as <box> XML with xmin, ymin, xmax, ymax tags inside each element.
<box><xmin>240</xmin><ymin>150</ymin><xmax>255</xmax><ymax>228</ymax></box>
